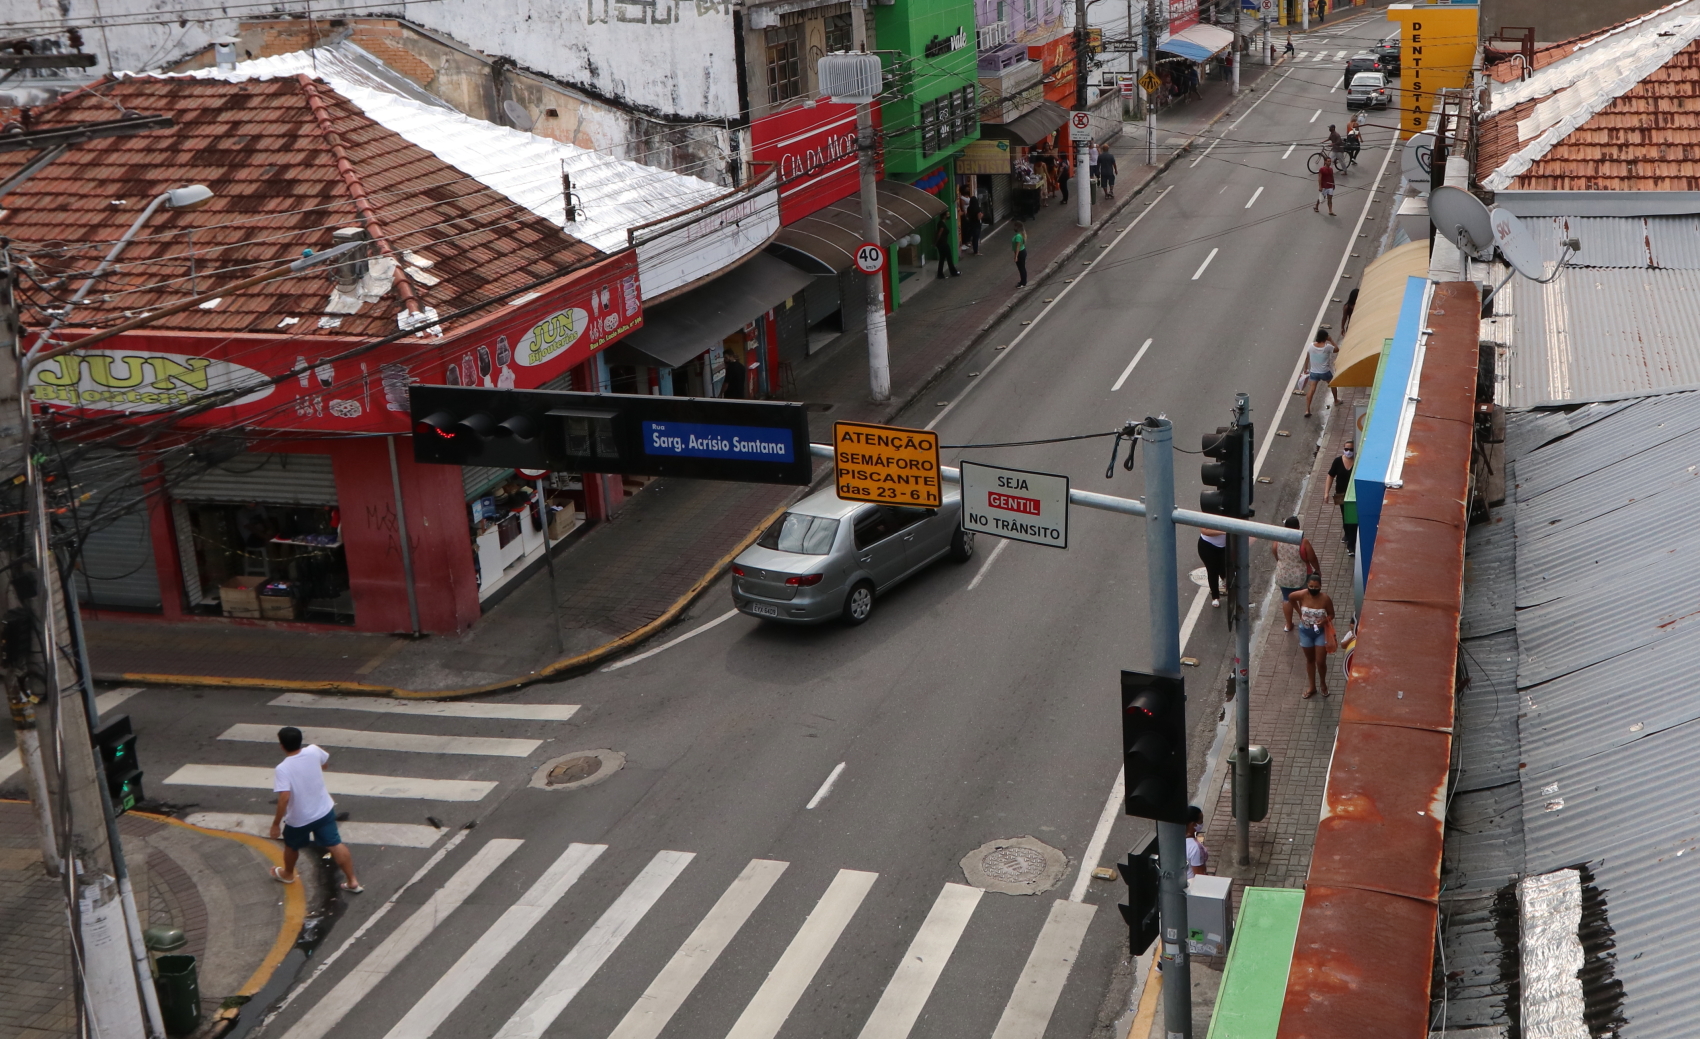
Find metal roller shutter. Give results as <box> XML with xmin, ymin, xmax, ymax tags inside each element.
<box><xmin>70</xmin><ymin>451</ymin><xmax>161</xmax><ymax>609</ymax></box>
<box><xmin>169</xmin><ymin>452</ymin><xmax>337</xmax><ymax>505</ymax></box>
<box><xmin>463</xmin><ymin>465</ymin><xmax>510</xmax><ymax>500</ymax></box>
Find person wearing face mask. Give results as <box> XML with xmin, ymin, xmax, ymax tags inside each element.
<box><xmin>1327</xmin><ymin>440</ymin><xmax>1357</xmax><ymax>555</ymax></box>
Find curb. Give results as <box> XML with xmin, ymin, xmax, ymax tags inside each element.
<box><xmin>102</xmin><ymin>87</ymin><xmax>1262</xmax><ymax>702</ymax></box>
<box><xmin>130</xmin><ymin>812</ymin><xmax>307</xmax><ymax>1007</ymax></box>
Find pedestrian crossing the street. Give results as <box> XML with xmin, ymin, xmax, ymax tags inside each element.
<box><xmin>157</xmin><ymin>690</ymin><xmax>584</xmax><ymax>840</ymax></box>
<box><xmin>276</xmin><ymin>835</ymin><xmax>1100</xmax><ymax>1039</ymax></box>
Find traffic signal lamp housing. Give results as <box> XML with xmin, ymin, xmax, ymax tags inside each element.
<box><xmin>1117</xmin><ymin>836</ymin><xmax>1161</xmax><ymax>955</ymax></box>
<box><xmin>1121</xmin><ymin>670</ymin><xmax>1188</xmax><ymax>824</ymax></box>
<box><xmin>94</xmin><ymin>714</ymin><xmax>143</xmax><ymax>814</ymax></box>
<box><xmin>1200</xmin><ymin>424</ymin><xmax>1253</xmax><ymax>518</ymax></box>
<box><xmin>409</xmin><ymin>386</ymin><xmax>812</xmax><ymax>485</ymax></box>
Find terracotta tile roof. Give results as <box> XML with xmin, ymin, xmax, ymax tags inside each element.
<box><xmin>1484</xmin><ymin>42</ymin><xmax>1579</xmax><ymax>84</ymax></box>
<box><xmin>0</xmin><ymin>75</ymin><xmax>602</xmax><ymax>340</ymax></box>
<box><xmin>1480</xmin><ymin>39</ymin><xmax>1700</xmax><ymax>191</ymax></box>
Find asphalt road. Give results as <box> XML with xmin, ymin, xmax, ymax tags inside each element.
<box><xmin>8</xmin><ymin>15</ymin><xmax>1405</xmax><ymax>1039</ymax></box>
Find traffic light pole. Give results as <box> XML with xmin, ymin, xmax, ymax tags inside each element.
<box><xmin>1140</xmin><ymin>417</ymin><xmax>1192</xmax><ymax>1039</ymax></box>
<box><xmin>1232</xmin><ymin>393</ymin><xmax>1253</xmax><ymax>869</ymax></box>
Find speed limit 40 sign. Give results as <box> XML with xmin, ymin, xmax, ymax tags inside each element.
<box><xmin>854</xmin><ymin>242</ymin><xmax>887</xmax><ymax>274</ymax></box>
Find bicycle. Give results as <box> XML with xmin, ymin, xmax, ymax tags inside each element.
<box><xmin>1307</xmin><ymin>147</ymin><xmax>1354</xmax><ymax>174</ymax></box>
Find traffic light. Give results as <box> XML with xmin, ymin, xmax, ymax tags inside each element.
<box><xmin>94</xmin><ymin>714</ymin><xmax>143</xmax><ymax>814</ymax></box>
<box><xmin>409</xmin><ymin>386</ymin><xmax>812</xmax><ymax>485</ymax></box>
<box><xmin>1200</xmin><ymin>424</ymin><xmax>1252</xmax><ymax>518</ymax></box>
<box><xmin>1117</xmin><ymin>836</ymin><xmax>1161</xmax><ymax>954</ymax></box>
<box><xmin>1121</xmin><ymin>670</ymin><xmax>1187</xmax><ymax>823</ymax></box>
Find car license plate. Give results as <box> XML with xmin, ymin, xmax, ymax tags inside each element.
<box><xmin>747</xmin><ymin>602</ymin><xmax>781</xmax><ymax>618</ymax></box>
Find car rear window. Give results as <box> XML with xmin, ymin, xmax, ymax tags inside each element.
<box><xmin>758</xmin><ymin>513</ymin><xmax>840</xmax><ymax>555</ymax></box>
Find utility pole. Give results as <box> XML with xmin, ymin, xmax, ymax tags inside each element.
<box><xmin>1073</xmin><ymin>0</ymin><xmax>1092</xmax><ymax>228</ymax></box>
<box><xmin>1232</xmin><ymin>0</ymin><xmax>1241</xmax><ymax>95</ymax></box>
<box><xmin>842</xmin><ymin>16</ymin><xmax>891</xmax><ymax>404</ymax></box>
<box><xmin>1141</xmin><ymin>416</ymin><xmax>1192</xmax><ymax>1039</ymax></box>
<box><xmin>1231</xmin><ymin>392</ymin><xmax>1253</xmax><ymax>868</ymax></box>
<box><xmin>1302</xmin><ymin>0</ymin><xmax>1309</xmax><ymax>32</ymax></box>
<box><xmin>1144</xmin><ymin>0</ymin><xmax>1157</xmax><ymax>166</ymax></box>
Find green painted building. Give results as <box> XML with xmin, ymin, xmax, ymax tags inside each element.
<box><xmin>874</xmin><ymin>0</ymin><xmax>980</xmax><ymax>287</ymax></box>
<box><xmin>874</xmin><ymin>0</ymin><xmax>980</xmax><ymax>177</ymax></box>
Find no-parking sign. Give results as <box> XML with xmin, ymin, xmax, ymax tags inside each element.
<box><xmin>1069</xmin><ymin>110</ymin><xmax>1092</xmax><ymax>142</ymax></box>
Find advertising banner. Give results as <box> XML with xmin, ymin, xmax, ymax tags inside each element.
<box><xmin>751</xmin><ymin>101</ymin><xmax>885</xmax><ymax>224</ymax></box>
<box><xmin>31</xmin><ymin>251</ymin><xmax>642</xmax><ymax>434</ymax></box>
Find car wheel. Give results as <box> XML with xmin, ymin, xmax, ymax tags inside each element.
<box><xmin>949</xmin><ymin>527</ymin><xmax>975</xmax><ymax>562</ymax></box>
<box><xmin>842</xmin><ymin>582</ymin><xmax>875</xmax><ymax>625</ymax></box>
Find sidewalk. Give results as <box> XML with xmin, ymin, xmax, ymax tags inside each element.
<box><xmin>0</xmin><ymin>801</ymin><xmax>314</xmax><ymax>1039</ymax></box>
<box><xmin>84</xmin><ymin>64</ymin><xmax>1280</xmax><ymax>696</ymax></box>
<box><xmin>1128</xmin><ymin>390</ymin><xmax>1364</xmax><ymax>1038</ymax></box>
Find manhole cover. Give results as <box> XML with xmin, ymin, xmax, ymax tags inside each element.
<box><xmin>960</xmin><ymin>836</ymin><xmax>1069</xmax><ymax>896</ymax></box>
<box><xmin>530</xmin><ymin>749</ymin><xmax>624</xmax><ymax>791</ymax></box>
<box><xmin>981</xmin><ymin>846</ymin><xmax>1048</xmax><ymax>884</ymax></box>
<box><xmin>548</xmin><ymin>756</ymin><xmax>602</xmax><ymax>785</ymax></box>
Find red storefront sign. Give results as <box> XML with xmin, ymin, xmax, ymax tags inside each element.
<box><xmin>30</xmin><ymin>251</ymin><xmax>642</xmax><ymax>434</ymax></box>
<box><xmin>1168</xmin><ymin>0</ymin><xmax>1200</xmax><ymax>35</ymax></box>
<box><xmin>751</xmin><ymin>100</ymin><xmax>883</xmax><ymax>224</ymax></box>
<box><xmin>1028</xmin><ymin>34</ymin><xmax>1077</xmax><ymax>106</ymax></box>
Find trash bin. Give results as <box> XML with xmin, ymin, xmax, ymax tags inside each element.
<box><xmin>1229</xmin><ymin>744</ymin><xmax>1272</xmax><ymax>822</ymax></box>
<box><xmin>153</xmin><ymin>954</ymin><xmax>200</xmax><ymax>1036</ymax></box>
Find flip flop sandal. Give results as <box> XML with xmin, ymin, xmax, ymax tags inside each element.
<box><xmin>1302</xmin><ymin>688</ymin><xmax>1317</xmax><ymax>699</ymax></box>
<box><xmin>271</xmin><ymin>866</ymin><xmax>297</xmax><ymax>885</ymax></box>
<box><xmin>341</xmin><ymin>882</ymin><xmax>365</xmax><ymax>893</ymax></box>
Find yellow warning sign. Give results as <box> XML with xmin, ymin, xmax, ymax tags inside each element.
<box><xmin>833</xmin><ymin>421</ymin><xmax>942</xmax><ymax>508</ymax></box>
<box><xmin>1139</xmin><ymin>71</ymin><xmax>1160</xmax><ymax>94</ymax></box>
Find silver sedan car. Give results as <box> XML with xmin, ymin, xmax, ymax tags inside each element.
<box><xmin>731</xmin><ymin>486</ymin><xmax>974</xmax><ymax>625</ymax></box>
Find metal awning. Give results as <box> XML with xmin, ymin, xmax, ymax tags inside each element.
<box><xmin>1334</xmin><ymin>240</ymin><xmax>1432</xmax><ymax>387</ymax></box>
<box><xmin>1158</xmin><ymin>23</ymin><xmax>1236</xmax><ymax>63</ymax></box>
<box><xmin>979</xmin><ymin>100</ymin><xmax>1071</xmax><ymax>148</ymax></box>
<box><xmin>608</xmin><ymin>253</ymin><xmax>813</xmax><ymax>368</ymax></box>
<box><xmin>767</xmin><ymin>181</ymin><xmax>950</xmax><ymax>274</ymax></box>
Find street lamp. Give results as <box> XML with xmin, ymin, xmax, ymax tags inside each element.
<box><xmin>25</xmin><ymin>183</ymin><xmax>215</xmax><ymax>365</ymax></box>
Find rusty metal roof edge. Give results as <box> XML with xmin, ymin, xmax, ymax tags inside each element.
<box><xmin>1277</xmin><ymin>282</ymin><xmax>1481</xmax><ymax>1039</ymax></box>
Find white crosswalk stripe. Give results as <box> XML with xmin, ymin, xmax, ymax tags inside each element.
<box><xmin>217</xmin><ymin>722</ymin><xmax>542</xmax><ymax>757</ymax></box>
<box><xmin>270</xmin><ymin>691</ymin><xmax>580</xmax><ymax>720</ymax></box>
<box><xmin>496</xmin><ymin>850</ymin><xmax>696</xmax><ymax>1039</ymax></box>
<box><xmin>608</xmin><ymin>858</ymin><xmax>789</xmax><ymax>1039</ymax></box>
<box><xmin>283</xmin><ymin>838</ymin><xmax>522</xmax><ymax>1039</ymax></box>
<box><xmin>855</xmin><ymin>883</ymin><xmax>983</xmax><ymax>1039</ymax></box>
<box><xmin>182</xmin><ymin>812</ymin><xmax>444</xmax><ymax>848</ymax></box>
<box><xmin>989</xmin><ymin>900</ymin><xmax>1099</xmax><ymax>1039</ymax></box>
<box><xmin>164</xmin><ymin>763</ymin><xmax>497</xmax><ymax>801</ymax></box>
<box><xmin>383</xmin><ymin>842</ymin><xmax>607</xmax><ymax>1039</ymax></box>
<box><xmin>271</xmin><ymin>835</ymin><xmax>1108</xmax><ymax>1039</ymax></box>
<box><xmin>727</xmin><ymin>868</ymin><xmax>880</xmax><ymax>1039</ymax></box>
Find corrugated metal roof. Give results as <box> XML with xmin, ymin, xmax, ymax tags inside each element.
<box><xmin>1521</xmin><ymin>215</ymin><xmax>1700</xmax><ymax>269</ymax></box>
<box><xmin>1447</xmin><ymin>390</ymin><xmax>1700</xmax><ymax>1039</ymax></box>
<box><xmin>1506</xmin><ymin>264</ymin><xmax>1700</xmax><ymax>406</ymax></box>
<box><xmin>1461</xmin><ymin>508</ymin><xmax>1516</xmax><ymax>640</ymax></box>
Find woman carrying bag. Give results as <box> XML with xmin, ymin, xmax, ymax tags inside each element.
<box><xmin>1288</xmin><ymin>573</ymin><xmax>1337</xmax><ymax>698</ymax></box>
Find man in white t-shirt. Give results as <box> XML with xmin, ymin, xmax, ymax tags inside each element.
<box><xmin>269</xmin><ymin>726</ymin><xmax>361</xmax><ymax>892</ymax></box>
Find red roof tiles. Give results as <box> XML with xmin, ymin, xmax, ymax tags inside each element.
<box><xmin>0</xmin><ymin>76</ymin><xmax>600</xmax><ymax>340</ymax></box>
<box><xmin>1479</xmin><ymin>40</ymin><xmax>1700</xmax><ymax>191</ymax></box>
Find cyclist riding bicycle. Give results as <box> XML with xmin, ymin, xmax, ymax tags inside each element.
<box><xmin>1327</xmin><ymin>125</ymin><xmax>1348</xmax><ymax>170</ymax></box>
<box><xmin>1344</xmin><ymin>114</ymin><xmax>1363</xmax><ymax>161</ymax></box>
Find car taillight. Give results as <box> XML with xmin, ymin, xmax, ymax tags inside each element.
<box><xmin>785</xmin><ymin>573</ymin><xmax>824</xmax><ymax>587</ymax></box>
<box><xmin>732</xmin><ymin>565</ymin><xmax>745</xmax><ymax>576</ymax></box>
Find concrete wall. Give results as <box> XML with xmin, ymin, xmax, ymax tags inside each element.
<box><xmin>31</xmin><ymin>0</ymin><xmax>737</xmax><ymax>177</ymax></box>
<box><xmin>1480</xmin><ymin>0</ymin><xmax>1666</xmax><ymax>43</ymax></box>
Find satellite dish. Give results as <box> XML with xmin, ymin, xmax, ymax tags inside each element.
<box><xmin>1491</xmin><ymin>207</ymin><xmax>1545</xmax><ymax>280</ymax></box>
<box><xmin>503</xmin><ymin>100</ymin><xmax>534</xmax><ymax>131</ymax></box>
<box><xmin>1401</xmin><ymin>131</ymin><xmax>1435</xmax><ymax>184</ymax></box>
<box><xmin>1429</xmin><ymin>186</ymin><xmax>1495</xmax><ymax>260</ymax></box>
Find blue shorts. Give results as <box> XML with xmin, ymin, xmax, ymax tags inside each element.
<box><xmin>1307</xmin><ymin>370</ymin><xmax>1334</xmax><ymax>383</ymax></box>
<box><xmin>282</xmin><ymin>809</ymin><xmax>342</xmax><ymax>850</ymax></box>
<box><xmin>1297</xmin><ymin>624</ymin><xmax>1327</xmax><ymax>649</ymax></box>
<box><xmin>1281</xmin><ymin>585</ymin><xmax>1305</xmax><ymax>602</ymax></box>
